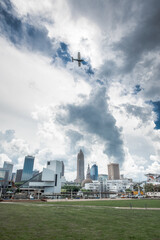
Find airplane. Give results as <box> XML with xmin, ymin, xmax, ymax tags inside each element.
<box><xmin>72</xmin><ymin>52</ymin><xmax>83</xmax><ymax>67</ymax></box>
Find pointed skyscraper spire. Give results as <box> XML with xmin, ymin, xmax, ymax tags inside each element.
<box><xmin>86</xmin><ymin>164</ymin><xmax>91</xmax><ymax>179</ymax></box>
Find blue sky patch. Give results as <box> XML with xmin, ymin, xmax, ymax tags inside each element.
<box><xmin>150</xmin><ymin>101</ymin><xmax>160</xmax><ymax>129</ymax></box>
<box><xmin>82</xmin><ymin>60</ymin><xmax>94</xmax><ymax>75</ymax></box>
<box><xmin>133</xmin><ymin>85</ymin><xmax>142</xmax><ymax>94</ymax></box>
<box><xmin>96</xmin><ymin>79</ymin><xmax>104</xmax><ymax>85</ymax></box>
<box><xmin>56</xmin><ymin>42</ymin><xmax>71</xmax><ymax>64</ymax></box>
<box><xmin>146</xmin><ymin>101</ymin><xmax>160</xmax><ymax>129</ymax></box>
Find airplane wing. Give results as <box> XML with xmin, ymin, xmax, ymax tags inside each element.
<box><xmin>78</xmin><ymin>52</ymin><xmax>81</xmax><ymax>60</ymax></box>
<box><xmin>78</xmin><ymin>61</ymin><xmax>81</xmax><ymax>67</ymax></box>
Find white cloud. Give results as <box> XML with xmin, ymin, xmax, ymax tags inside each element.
<box><xmin>0</xmin><ymin>153</ymin><xmax>12</xmax><ymax>167</ymax></box>
<box><xmin>0</xmin><ymin>0</ymin><xmax>160</xmax><ymax>181</ymax></box>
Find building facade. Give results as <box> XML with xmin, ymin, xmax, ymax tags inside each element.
<box><xmin>21</xmin><ymin>156</ymin><xmax>35</xmax><ymax>181</ymax></box>
<box><xmin>90</xmin><ymin>164</ymin><xmax>98</xmax><ymax>180</ymax></box>
<box><xmin>145</xmin><ymin>173</ymin><xmax>160</xmax><ymax>184</ymax></box>
<box><xmin>3</xmin><ymin>161</ymin><xmax>13</xmax><ymax>181</ymax></box>
<box><xmin>108</xmin><ymin>163</ymin><xmax>120</xmax><ymax>180</ymax></box>
<box><xmin>84</xmin><ymin>179</ymin><xmax>133</xmax><ymax>193</ymax></box>
<box><xmin>0</xmin><ymin>168</ymin><xmax>9</xmax><ymax>187</ymax></box>
<box><xmin>11</xmin><ymin>173</ymin><xmax>16</xmax><ymax>182</ymax></box>
<box><xmin>98</xmin><ymin>174</ymin><xmax>108</xmax><ymax>182</ymax></box>
<box><xmin>20</xmin><ymin>160</ymin><xmax>63</xmax><ymax>195</ymax></box>
<box><xmin>75</xmin><ymin>150</ymin><xmax>84</xmax><ymax>184</ymax></box>
<box><xmin>15</xmin><ymin>169</ymin><xmax>23</xmax><ymax>182</ymax></box>
<box><xmin>102</xmin><ymin>179</ymin><xmax>133</xmax><ymax>192</ymax></box>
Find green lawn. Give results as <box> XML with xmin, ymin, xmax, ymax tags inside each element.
<box><xmin>46</xmin><ymin>199</ymin><xmax>160</xmax><ymax>208</ymax></box>
<box><xmin>0</xmin><ymin>201</ymin><xmax>160</xmax><ymax>240</ymax></box>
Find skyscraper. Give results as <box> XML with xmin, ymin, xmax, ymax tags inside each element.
<box><xmin>86</xmin><ymin>164</ymin><xmax>91</xmax><ymax>179</ymax></box>
<box><xmin>15</xmin><ymin>169</ymin><xmax>23</xmax><ymax>182</ymax></box>
<box><xmin>90</xmin><ymin>164</ymin><xmax>98</xmax><ymax>180</ymax></box>
<box><xmin>81</xmin><ymin>164</ymin><xmax>92</xmax><ymax>187</ymax></box>
<box><xmin>75</xmin><ymin>149</ymin><xmax>84</xmax><ymax>184</ymax></box>
<box><xmin>108</xmin><ymin>163</ymin><xmax>120</xmax><ymax>180</ymax></box>
<box><xmin>21</xmin><ymin>156</ymin><xmax>35</xmax><ymax>181</ymax></box>
<box><xmin>11</xmin><ymin>173</ymin><xmax>16</xmax><ymax>182</ymax></box>
<box><xmin>0</xmin><ymin>168</ymin><xmax>9</xmax><ymax>187</ymax></box>
<box><xmin>3</xmin><ymin>161</ymin><xmax>13</xmax><ymax>181</ymax></box>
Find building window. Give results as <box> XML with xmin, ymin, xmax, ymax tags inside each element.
<box><xmin>55</xmin><ymin>174</ymin><xmax>57</xmax><ymax>186</ymax></box>
<box><xmin>47</xmin><ymin>161</ymin><xmax>50</xmax><ymax>165</ymax></box>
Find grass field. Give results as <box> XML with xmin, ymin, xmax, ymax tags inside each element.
<box><xmin>46</xmin><ymin>199</ymin><xmax>160</xmax><ymax>208</ymax></box>
<box><xmin>0</xmin><ymin>200</ymin><xmax>160</xmax><ymax>240</ymax></box>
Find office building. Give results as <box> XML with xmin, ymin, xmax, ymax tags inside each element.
<box><xmin>3</xmin><ymin>161</ymin><xmax>13</xmax><ymax>181</ymax></box>
<box><xmin>84</xmin><ymin>179</ymin><xmax>133</xmax><ymax>193</ymax></box>
<box><xmin>21</xmin><ymin>155</ymin><xmax>35</xmax><ymax>181</ymax></box>
<box><xmin>0</xmin><ymin>168</ymin><xmax>9</xmax><ymax>187</ymax></box>
<box><xmin>108</xmin><ymin>163</ymin><xmax>120</xmax><ymax>180</ymax></box>
<box><xmin>11</xmin><ymin>173</ymin><xmax>16</xmax><ymax>182</ymax></box>
<box><xmin>75</xmin><ymin>149</ymin><xmax>84</xmax><ymax>184</ymax></box>
<box><xmin>98</xmin><ymin>174</ymin><xmax>108</xmax><ymax>182</ymax></box>
<box><xmin>15</xmin><ymin>169</ymin><xmax>23</xmax><ymax>182</ymax></box>
<box><xmin>90</xmin><ymin>164</ymin><xmax>98</xmax><ymax>180</ymax></box>
<box><xmin>33</xmin><ymin>170</ymin><xmax>39</xmax><ymax>177</ymax></box>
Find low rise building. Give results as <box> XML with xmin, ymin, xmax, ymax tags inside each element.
<box><xmin>20</xmin><ymin>160</ymin><xmax>63</xmax><ymax>196</ymax></box>
<box><xmin>145</xmin><ymin>173</ymin><xmax>160</xmax><ymax>185</ymax></box>
<box><xmin>83</xmin><ymin>178</ymin><xmax>133</xmax><ymax>193</ymax></box>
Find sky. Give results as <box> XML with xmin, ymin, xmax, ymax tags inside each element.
<box><xmin>0</xmin><ymin>0</ymin><xmax>160</xmax><ymax>181</ymax></box>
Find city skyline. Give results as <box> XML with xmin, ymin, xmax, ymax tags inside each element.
<box><xmin>0</xmin><ymin>151</ymin><xmax>156</xmax><ymax>183</ymax></box>
<box><xmin>0</xmin><ymin>0</ymin><xmax>160</xmax><ymax>181</ymax></box>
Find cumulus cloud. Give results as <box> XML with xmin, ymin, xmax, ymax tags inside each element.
<box><xmin>0</xmin><ymin>0</ymin><xmax>160</xmax><ymax>181</ymax></box>
<box><xmin>0</xmin><ymin>0</ymin><xmax>57</xmax><ymax>56</ymax></box>
<box><xmin>114</xmin><ymin>0</ymin><xmax>160</xmax><ymax>73</ymax></box>
<box><xmin>56</xmin><ymin>87</ymin><xmax>125</xmax><ymax>166</ymax></box>
<box><xmin>122</xmin><ymin>103</ymin><xmax>153</xmax><ymax>125</ymax></box>
<box><xmin>0</xmin><ymin>129</ymin><xmax>31</xmax><ymax>170</ymax></box>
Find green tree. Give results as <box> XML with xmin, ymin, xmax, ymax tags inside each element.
<box><xmin>144</xmin><ymin>183</ymin><xmax>154</xmax><ymax>192</ymax></box>
<box><xmin>61</xmin><ymin>186</ymin><xmax>81</xmax><ymax>193</ymax></box>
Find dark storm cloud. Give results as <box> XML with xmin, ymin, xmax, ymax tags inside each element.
<box><xmin>123</xmin><ymin>104</ymin><xmax>152</xmax><ymax>123</ymax></box>
<box><xmin>0</xmin><ymin>0</ymin><xmax>95</xmax><ymax>71</ymax></box>
<box><xmin>143</xmin><ymin>66</ymin><xmax>160</xmax><ymax>101</ymax></box>
<box><xmin>67</xmin><ymin>0</ymin><xmax>138</xmax><ymax>29</ymax></box>
<box><xmin>114</xmin><ymin>0</ymin><xmax>160</xmax><ymax>73</ymax></box>
<box><xmin>0</xmin><ymin>0</ymin><xmax>74</xmax><ymax>67</ymax></box>
<box><xmin>66</xmin><ymin>130</ymin><xmax>84</xmax><ymax>154</ymax></box>
<box><xmin>56</xmin><ymin>87</ymin><xmax>125</xmax><ymax>165</ymax></box>
<box><xmin>97</xmin><ymin>60</ymin><xmax>118</xmax><ymax>82</ymax></box>
<box><xmin>66</xmin><ymin>130</ymin><xmax>83</xmax><ymax>144</ymax></box>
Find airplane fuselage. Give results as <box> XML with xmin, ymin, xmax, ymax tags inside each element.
<box><xmin>72</xmin><ymin>52</ymin><xmax>83</xmax><ymax>67</ymax></box>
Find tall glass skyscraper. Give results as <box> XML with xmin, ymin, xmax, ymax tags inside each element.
<box><xmin>21</xmin><ymin>156</ymin><xmax>35</xmax><ymax>181</ymax></box>
<box><xmin>3</xmin><ymin>161</ymin><xmax>13</xmax><ymax>181</ymax></box>
<box><xmin>90</xmin><ymin>164</ymin><xmax>98</xmax><ymax>180</ymax></box>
